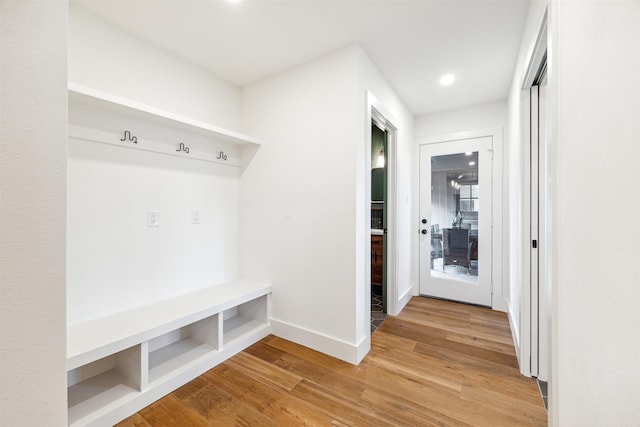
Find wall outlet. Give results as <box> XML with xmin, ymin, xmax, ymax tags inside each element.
<box><xmin>191</xmin><ymin>210</ymin><xmax>201</xmax><ymax>224</ymax></box>
<box><xmin>147</xmin><ymin>210</ymin><xmax>160</xmax><ymax>227</ymax></box>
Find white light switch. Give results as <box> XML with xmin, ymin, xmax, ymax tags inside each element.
<box><xmin>147</xmin><ymin>210</ymin><xmax>160</xmax><ymax>227</ymax></box>
<box><xmin>191</xmin><ymin>210</ymin><xmax>201</xmax><ymax>224</ymax></box>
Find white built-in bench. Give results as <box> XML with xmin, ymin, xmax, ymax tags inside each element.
<box><xmin>66</xmin><ymin>279</ymin><xmax>271</xmax><ymax>427</ymax></box>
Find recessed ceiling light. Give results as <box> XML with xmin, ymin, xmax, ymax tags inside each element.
<box><xmin>469</xmin><ymin>161</ymin><xmax>476</xmax><ymax>166</ymax></box>
<box><xmin>465</xmin><ymin>152</ymin><xmax>472</xmax><ymax>156</ymax></box>
<box><xmin>440</xmin><ymin>74</ymin><xmax>455</xmax><ymax>86</ymax></box>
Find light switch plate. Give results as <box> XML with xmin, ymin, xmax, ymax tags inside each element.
<box><xmin>147</xmin><ymin>210</ymin><xmax>160</xmax><ymax>227</ymax></box>
<box><xmin>191</xmin><ymin>210</ymin><xmax>201</xmax><ymax>224</ymax></box>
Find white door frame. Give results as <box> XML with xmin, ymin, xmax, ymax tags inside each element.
<box><xmin>417</xmin><ymin>129</ymin><xmax>504</xmax><ymax>311</ymax></box>
<box><xmin>366</xmin><ymin>92</ymin><xmax>398</xmax><ymax>319</ymax></box>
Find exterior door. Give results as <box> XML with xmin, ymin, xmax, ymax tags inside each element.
<box><xmin>419</xmin><ymin>137</ymin><xmax>493</xmax><ymax>306</ymax></box>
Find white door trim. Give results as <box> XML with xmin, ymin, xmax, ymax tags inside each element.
<box><xmin>417</xmin><ymin>128</ymin><xmax>504</xmax><ymax>311</ymax></box>
<box><xmin>530</xmin><ymin>85</ymin><xmax>540</xmax><ymax>377</ymax></box>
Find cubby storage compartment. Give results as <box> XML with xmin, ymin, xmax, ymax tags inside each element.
<box><xmin>66</xmin><ymin>279</ymin><xmax>271</xmax><ymax>426</ymax></box>
<box><xmin>148</xmin><ymin>314</ymin><xmax>220</xmax><ymax>385</ymax></box>
<box><xmin>67</xmin><ymin>346</ymin><xmax>143</xmax><ymax>426</ymax></box>
<box><xmin>223</xmin><ymin>295</ymin><xmax>268</xmax><ymax>346</ymax></box>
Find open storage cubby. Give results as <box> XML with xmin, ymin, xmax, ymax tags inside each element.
<box><xmin>223</xmin><ymin>295</ymin><xmax>268</xmax><ymax>347</ymax></box>
<box><xmin>66</xmin><ymin>280</ymin><xmax>271</xmax><ymax>426</ymax></box>
<box><xmin>148</xmin><ymin>314</ymin><xmax>220</xmax><ymax>385</ymax></box>
<box><xmin>68</xmin><ymin>345</ymin><xmax>143</xmax><ymax>426</ymax></box>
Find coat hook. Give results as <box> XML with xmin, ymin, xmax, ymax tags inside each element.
<box><xmin>120</xmin><ymin>130</ymin><xmax>137</xmax><ymax>144</ymax></box>
<box><xmin>176</xmin><ymin>142</ymin><xmax>190</xmax><ymax>154</ymax></box>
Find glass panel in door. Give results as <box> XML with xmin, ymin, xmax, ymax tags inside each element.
<box><xmin>429</xmin><ymin>152</ymin><xmax>479</xmax><ymax>284</ymax></box>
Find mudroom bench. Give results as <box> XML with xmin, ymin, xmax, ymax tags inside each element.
<box><xmin>66</xmin><ymin>279</ymin><xmax>271</xmax><ymax>426</ymax></box>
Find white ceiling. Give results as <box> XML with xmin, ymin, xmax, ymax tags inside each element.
<box><xmin>73</xmin><ymin>0</ymin><xmax>530</xmax><ymax>116</ymax></box>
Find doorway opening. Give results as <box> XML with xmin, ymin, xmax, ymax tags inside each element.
<box><xmin>366</xmin><ymin>98</ymin><xmax>398</xmax><ymax>336</ymax></box>
<box><xmin>371</xmin><ymin>121</ymin><xmax>387</xmax><ymax>332</ymax></box>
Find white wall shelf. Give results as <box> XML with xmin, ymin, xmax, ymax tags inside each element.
<box><xmin>68</xmin><ymin>82</ymin><xmax>260</xmax><ymax>167</ymax></box>
<box><xmin>66</xmin><ymin>279</ymin><xmax>271</xmax><ymax>427</ymax></box>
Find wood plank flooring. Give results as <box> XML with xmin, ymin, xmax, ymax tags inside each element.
<box><xmin>117</xmin><ymin>297</ymin><xmax>547</xmax><ymax>426</ymax></box>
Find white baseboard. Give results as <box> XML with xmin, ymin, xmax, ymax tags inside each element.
<box><xmin>270</xmin><ymin>318</ymin><xmax>369</xmax><ymax>365</ymax></box>
<box><xmin>492</xmin><ymin>296</ymin><xmax>508</xmax><ymax>313</ymax></box>
<box><xmin>507</xmin><ymin>300</ymin><xmax>521</xmax><ymax>366</ymax></box>
<box><xmin>397</xmin><ymin>286</ymin><xmax>413</xmax><ymax>314</ymax></box>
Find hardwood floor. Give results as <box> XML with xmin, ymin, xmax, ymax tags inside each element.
<box><xmin>117</xmin><ymin>297</ymin><xmax>547</xmax><ymax>426</ymax></box>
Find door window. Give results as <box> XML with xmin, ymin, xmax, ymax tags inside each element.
<box><xmin>429</xmin><ymin>152</ymin><xmax>479</xmax><ymax>283</ymax></box>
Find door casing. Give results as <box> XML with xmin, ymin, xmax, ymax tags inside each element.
<box><xmin>366</xmin><ymin>92</ymin><xmax>399</xmax><ymax>328</ymax></box>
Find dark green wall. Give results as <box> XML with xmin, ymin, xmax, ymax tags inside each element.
<box><xmin>371</xmin><ymin>124</ymin><xmax>386</xmax><ymax>168</ymax></box>
<box><xmin>371</xmin><ymin>124</ymin><xmax>386</xmax><ymax>201</ymax></box>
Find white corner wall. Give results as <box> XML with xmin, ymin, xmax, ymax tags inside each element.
<box><xmin>240</xmin><ymin>45</ymin><xmax>413</xmax><ymax>364</ymax></box>
<box><xmin>0</xmin><ymin>1</ymin><xmax>68</xmax><ymax>424</ymax></box>
<box><xmin>69</xmin><ymin>5</ymin><xmax>241</xmax><ymax>130</ymax></box>
<box><xmin>549</xmin><ymin>1</ymin><xmax>640</xmax><ymax>424</ymax></box>
<box><xmin>239</xmin><ymin>46</ymin><xmax>362</xmax><ymax>363</ymax></box>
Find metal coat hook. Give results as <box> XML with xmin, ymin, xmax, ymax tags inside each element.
<box><xmin>176</xmin><ymin>142</ymin><xmax>190</xmax><ymax>154</ymax></box>
<box><xmin>120</xmin><ymin>130</ymin><xmax>137</xmax><ymax>144</ymax></box>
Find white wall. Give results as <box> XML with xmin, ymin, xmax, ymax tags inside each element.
<box><xmin>0</xmin><ymin>1</ymin><xmax>68</xmax><ymax>424</ymax></box>
<box><xmin>69</xmin><ymin>5</ymin><xmax>241</xmax><ymax>131</ymax></box>
<box><xmin>67</xmin><ymin>131</ymin><xmax>240</xmax><ymax>325</ymax></box>
<box><xmin>414</xmin><ymin>100</ymin><xmax>507</xmax><ymax>138</ymax></box>
<box><xmin>240</xmin><ymin>45</ymin><xmax>413</xmax><ymax>364</ymax></box>
<box><xmin>66</xmin><ymin>4</ymin><xmax>248</xmax><ymax>325</ymax></box>
<box><xmin>549</xmin><ymin>1</ymin><xmax>640</xmax><ymax>424</ymax></box>
<box><xmin>240</xmin><ymin>46</ymin><xmax>361</xmax><ymax>362</ymax></box>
